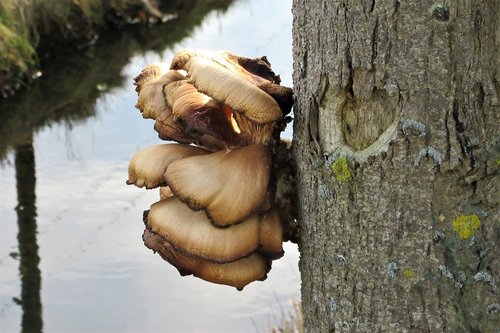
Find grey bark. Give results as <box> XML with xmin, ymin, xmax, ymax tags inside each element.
<box><xmin>292</xmin><ymin>0</ymin><xmax>499</xmax><ymax>332</ymax></box>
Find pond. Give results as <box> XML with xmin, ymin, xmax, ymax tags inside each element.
<box><xmin>0</xmin><ymin>0</ymin><xmax>300</xmax><ymax>332</ymax></box>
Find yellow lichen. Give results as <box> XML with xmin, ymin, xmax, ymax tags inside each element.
<box><xmin>452</xmin><ymin>214</ymin><xmax>481</xmax><ymax>239</ymax></box>
<box><xmin>331</xmin><ymin>156</ymin><xmax>351</xmax><ymax>182</ymax></box>
<box><xmin>403</xmin><ymin>269</ymin><xmax>414</xmax><ymax>279</ymax></box>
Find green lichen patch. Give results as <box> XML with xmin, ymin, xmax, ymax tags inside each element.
<box><xmin>331</xmin><ymin>156</ymin><xmax>351</xmax><ymax>182</ymax></box>
<box><xmin>403</xmin><ymin>269</ymin><xmax>414</xmax><ymax>279</ymax></box>
<box><xmin>452</xmin><ymin>214</ymin><xmax>481</xmax><ymax>239</ymax></box>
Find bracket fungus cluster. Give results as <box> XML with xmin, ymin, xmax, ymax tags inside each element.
<box><xmin>127</xmin><ymin>49</ymin><xmax>293</xmax><ymax>290</ymax></box>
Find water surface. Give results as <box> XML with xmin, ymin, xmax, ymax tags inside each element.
<box><xmin>0</xmin><ymin>0</ymin><xmax>299</xmax><ymax>332</ymax></box>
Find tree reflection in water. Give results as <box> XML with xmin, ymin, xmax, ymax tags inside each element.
<box><xmin>14</xmin><ymin>137</ymin><xmax>43</xmax><ymax>333</ymax></box>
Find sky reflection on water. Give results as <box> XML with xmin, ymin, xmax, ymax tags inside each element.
<box><xmin>0</xmin><ymin>0</ymin><xmax>299</xmax><ymax>332</ymax></box>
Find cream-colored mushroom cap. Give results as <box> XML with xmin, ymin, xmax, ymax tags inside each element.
<box><xmin>147</xmin><ymin>198</ymin><xmax>260</xmax><ymax>263</ymax></box>
<box><xmin>135</xmin><ymin>70</ymin><xmax>185</xmax><ymax>120</ymax></box>
<box><xmin>171</xmin><ymin>50</ymin><xmax>282</xmax><ymax>124</ymax></box>
<box><xmin>258</xmin><ymin>209</ymin><xmax>284</xmax><ymax>259</ymax></box>
<box><xmin>127</xmin><ymin>144</ymin><xmax>209</xmax><ymax>189</ymax></box>
<box><xmin>133</xmin><ymin>63</ymin><xmax>170</xmax><ymax>92</ymax></box>
<box><xmin>170</xmin><ymin>49</ymin><xmax>254</xmax><ymax>81</ymax></box>
<box><xmin>166</xmin><ymin>80</ymin><xmax>211</xmax><ymax>118</ymax></box>
<box><xmin>186</xmin><ymin>57</ymin><xmax>282</xmax><ymax>124</ymax></box>
<box><xmin>165</xmin><ymin>144</ymin><xmax>271</xmax><ymax>226</ymax></box>
<box><xmin>143</xmin><ymin>229</ymin><xmax>270</xmax><ymax>290</ymax></box>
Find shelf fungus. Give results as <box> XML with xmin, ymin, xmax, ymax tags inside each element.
<box><xmin>127</xmin><ymin>49</ymin><xmax>293</xmax><ymax>290</ymax></box>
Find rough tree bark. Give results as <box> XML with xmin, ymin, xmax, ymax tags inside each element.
<box><xmin>292</xmin><ymin>0</ymin><xmax>498</xmax><ymax>332</ymax></box>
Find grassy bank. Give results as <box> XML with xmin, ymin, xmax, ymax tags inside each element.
<box><xmin>0</xmin><ymin>0</ymin><xmax>168</xmax><ymax>97</ymax></box>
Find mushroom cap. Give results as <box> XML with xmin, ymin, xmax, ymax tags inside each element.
<box><xmin>258</xmin><ymin>209</ymin><xmax>284</xmax><ymax>259</ymax></box>
<box><xmin>170</xmin><ymin>49</ymin><xmax>255</xmax><ymax>82</ymax></box>
<box><xmin>135</xmin><ymin>70</ymin><xmax>185</xmax><ymax>120</ymax></box>
<box><xmin>143</xmin><ymin>229</ymin><xmax>270</xmax><ymax>290</ymax></box>
<box><xmin>147</xmin><ymin>198</ymin><xmax>260</xmax><ymax>263</ymax></box>
<box><xmin>164</xmin><ymin>80</ymin><xmax>239</xmax><ymax>146</ymax></box>
<box><xmin>256</xmin><ymin>81</ymin><xmax>294</xmax><ymax>116</ymax></box>
<box><xmin>127</xmin><ymin>144</ymin><xmax>209</xmax><ymax>189</ymax></box>
<box><xmin>182</xmin><ymin>56</ymin><xmax>282</xmax><ymax>124</ymax></box>
<box><xmin>171</xmin><ymin>50</ymin><xmax>282</xmax><ymax>124</ymax></box>
<box><xmin>154</xmin><ymin>113</ymin><xmax>233</xmax><ymax>151</ymax></box>
<box><xmin>172</xmin><ymin>50</ymin><xmax>293</xmax><ymax>115</ymax></box>
<box><xmin>165</xmin><ymin>144</ymin><xmax>271</xmax><ymax>226</ymax></box>
<box><xmin>217</xmin><ymin>51</ymin><xmax>281</xmax><ymax>84</ymax></box>
<box><xmin>153</xmin><ymin>113</ymin><xmax>195</xmax><ymax>145</ymax></box>
<box><xmin>133</xmin><ymin>63</ymin><xmax>170</xmax><ymax>92</ymax></box>
<box><xmin>165</xmin><ymin>80</ymin><xmax>201</xmax><ymax>112</ymax></box>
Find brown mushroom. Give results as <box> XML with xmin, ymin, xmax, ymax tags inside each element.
<box><xmin>135</xmin><ymin>68</ymin><xmax>185</xmax><ymax>120</ymax></box>
<box><xmin>164</xmin><ymin>80</ymin><xmax>240</xmax><ymax>147</ymax></box>
<box><xmin>153</xmin><ymin>113</ymin><xmax>195</xmax><ymax>145</ymax></box>
<box><xmin>143</xmin><ymin>229</ymin><xmax>271</xmax><ymax>290</ymax></box>
<box><xmin>173</xmin><ymin>56</ymin><xmax>282</xmax><ymax>124</ymax></box>
<box><xmin>169</xmin><ymin>50</ymin><xmax>294</xmax><ymax>145</ymax></box>
<box><xmin>170</xmin><ymin>49</ymin><xmax>256</xmax><ymax>83</ymax></box>
<box><xmin>217</xmin><ymin>51</ymin><xmax>281</xmax><ymax>84</ymax></box>
<box><xmin>132</xmin><ymin>67</ymin><xmax>200</xmax><ymax>145</ymax></box>
<box><xmin>203</xmin><ymin>50</ymin><xmax>294</xmax><ymax>115</ymax></box>
<box><xmin>127</xmin><ymin>144</ymin><xmax>209</xmax><ymax>189</ymax></box>
<box><xmin>147</xmin><ymin>197</ymin><xmax>260</xmax><ymax>263</ymax></box>
<box><xmin>130</xmin><ymin>50</ymin><xmax>293</xmax><ymax>290</ymax></box>
<box><xmin>255</xmin><ymin>81</ymin><xmax>294</xmax><ymax>117</ymax></box>
<box><xmin>258</xmin><ymin>209</ymin><xmax>284</xmax><ymax>259</ymax></box>
<box><xmin>133</xmin><ymin>63</ymin><xmax>169</xmax><ymax>92</ymax></box>
<box><xmin>165</xmin><ymin>144</ymin><xmax>271</xmax><ymax>226</ymax></box>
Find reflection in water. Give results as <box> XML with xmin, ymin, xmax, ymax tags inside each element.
<box><xmin>14</xmin><ymin>138</ymin><xmax>43</xmax><ymax>332</ymax></box>
<box><xmin>0</xmin><ymin>0</ymin><xmax>298</xmax><ymax>331</ymax></box>
<box><xmin>2</xmin><ymin>2</ymin><xmax>234</xmax><ymax>331</ymax></box>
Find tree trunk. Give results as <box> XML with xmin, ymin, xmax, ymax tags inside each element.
<box><xmin>292</xmin><ymin>0</ymin><xmax>499</xmax><ymax>332</ymax></box>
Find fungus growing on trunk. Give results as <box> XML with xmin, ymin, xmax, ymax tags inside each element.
<box><xmin>127</xmin><ymin>144</ymin><xmax>208</xmax><ymax>189</ymax></box>
<box><xmin>127</xmin><ymin>49</ymin><xmax>293</xmax><ymax>289</ymax></box>
<box><xmin>170</xmin><ymin>49</ymin><xmax>293</xmax><ymax>146</ymax></box>
<box><xmin>147</xmin><ymin>198</ymin><xmax>260</xmax><ymax>263</ymax></box>
<box><xmin>143</xmin><ymin>230</ymin><xmax>270</xmax><ymax>291</ymax></box>
<box><xmin>172</xmin><ymin>55</ymin><xmax>283</xmax><ymax>124</ymax></box>
<box><xmin>164</xmin><ymin>80</ymin><xmax>239</xmax><ymax>147</ymax></box>
<box><xmin>165</xmin><ymin>144</ymin><xmax>271</xmax><ymax>226</ymax></box>
<box><xmin>257</xmin><ymin>209</ymin><xmax>284</xmax><ymax>259</ymax></box>
<box><xmin>134</xmin><ymin>65</ymin><xmax>184</xmax><ymax>119</ymax></box>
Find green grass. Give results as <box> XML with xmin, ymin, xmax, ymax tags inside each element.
<box><xmin>0</xmin><ymin>0</ymin><xmax>37</xmax><ymax>90</ymax></box>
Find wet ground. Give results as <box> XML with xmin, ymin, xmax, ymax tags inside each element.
<box><xmin>0</xmin><ymin>0</ymin><xmax>300</xmax><ymax>331</ymax></box>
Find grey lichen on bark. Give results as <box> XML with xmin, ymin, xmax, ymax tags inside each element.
<box><xmin>292</xmin><ymin>0</ymin><xmax>499</xmax><ymax>332</ymax></box>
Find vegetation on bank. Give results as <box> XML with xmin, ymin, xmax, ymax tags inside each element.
<box><xmin>0</xmin><ymin>0</ymin><xmax>168</xmax><ymax>97</ymax></box>
<box><xmin>268</xmin><ymin>299</ymin><xmax>303</xmax><ymax>333</ymax></box>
